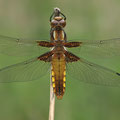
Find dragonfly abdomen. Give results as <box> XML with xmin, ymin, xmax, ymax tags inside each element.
<box><xmin>51</xmin><ymin>53</ymin><xmax>66</xmax><ymax>99</ymax></box>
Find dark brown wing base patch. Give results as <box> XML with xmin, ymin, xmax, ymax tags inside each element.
<box><xmin>38</xmin><ymin>51</ymin><xmax>53</xmax><ymax>62</ymax></box>
<box><xmin>64</xmin><ymin>42</ymin><xmax>82</xmax><ymax>48</ymax></box>
<box><xmin>64</xmin><ymin>51</ymin><xmax>80</xmax><ymax>62</ymax></box>
<box><xmin>37</xmin><ymin>41</ymin><xmax>54</xmax><ymax>47</ymax></box>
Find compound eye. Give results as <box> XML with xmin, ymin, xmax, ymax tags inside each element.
<box><xmin>51</xmin><ymin>20</ymin><xmax>58</xmax><ymax>27</ymax></box>
<box><xmin>60</xmin><ymin>20</ymin><xmax>66</xmax><ymax>27</ymax></box>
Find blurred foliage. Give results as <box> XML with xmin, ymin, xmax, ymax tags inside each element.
<box><xmin>0</xmin><ymin>0</ymin><xmax>120</xmax><ymax>120</ymax></box>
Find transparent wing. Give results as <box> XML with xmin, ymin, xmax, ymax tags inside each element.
<box><xmin>0</xmin><ymin>57</ymin><xmax>50</xmax><ymax>82</ymax></box>
<box><xmin>67</xmin><ymin>58</ymin><xmax>120</xmax><ymax>86</ymax></box>
<box><xmin>0</xmin><ymin>35</ymin><xmax>50</xmax><ymax>56</ymax></box>
<box><xmin>67</xmin><ymin>38</ymin><xmax>120</xmax><ymax>58</ymax></box>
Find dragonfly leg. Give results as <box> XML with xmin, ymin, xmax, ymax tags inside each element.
<box><xmin>50</xmin><ymin>28</ymin><xmax>55</xmax><ymax>42</ymax></box>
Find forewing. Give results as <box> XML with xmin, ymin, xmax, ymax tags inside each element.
<box><xmin>67</xmin><ymin>58</ymin><xmax>120</xmax><ymax>86</ymax></box>
<box><xmin>0</xmin><ymin>57</ymin><xmax>50</xmax><ymax>82</ymax></box>
<box><xmin>0</xmin><ymin>35</ymin><xmax>50</xmax><ymax>56</ymax></box>
<box><xmin>67</xmin><ymin>38</ymin><xmax>120</xmax><ymax>58</ymax></box>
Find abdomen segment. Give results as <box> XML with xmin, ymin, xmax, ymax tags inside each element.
<box><xmin>51</xmin><ymin>53</ymin><xmax>66</xmax><ymax>99</ymax></box>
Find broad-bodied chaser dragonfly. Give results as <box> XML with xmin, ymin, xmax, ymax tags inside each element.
<box><xmin>0</xmin><ymin>8</ymin><xmax>120</xmax><ymax>99</ymax></box>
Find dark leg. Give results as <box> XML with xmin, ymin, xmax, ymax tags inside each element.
<box><xmin>50</xmin><ymin>28</ymin><xmax>55</xmax><ymax>42</ymax></box>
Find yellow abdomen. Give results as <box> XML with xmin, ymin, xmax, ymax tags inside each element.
<box><xmin>51</xmin><ymin>53</ymin><xmax>66</xmax><ymax>99</ymax></box>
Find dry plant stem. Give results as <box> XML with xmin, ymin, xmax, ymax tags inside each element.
<box><xmin>48</xmin><ymin>74</ymin><xmax>55</xmax><ymax>120</ymax></box>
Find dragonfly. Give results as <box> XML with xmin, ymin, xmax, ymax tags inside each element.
<box><xmin>0</xmin><ymin>8</ymin><xmax>120</xmax><ymax>99</ymax></box>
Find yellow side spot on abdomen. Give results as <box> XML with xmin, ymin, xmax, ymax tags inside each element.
<box><xmin>52</xmin><ymin>76</ymin><xmax>55</xmax><ymax>82</ymax></box>
<box><xmin>63</xmin><ymin>71</ymin><xmax>66</xmax><ymax>76</ymax></box>
<box><xmin>52</xmin><ymin>71</ymin><xmax>55</xmax><ymax>76</ymax></box>
<box><xmin>63</xmin><ymin>77</ymin><xmax>66</xmax><ymax>82</ymax></box>
<box><xmin>53</xmin><ymin>83</ymin><xmax>55</xmax><ymax>88</ymax></box>
<box><xmin>63</xmin><ymin>70</ymin><xmax>66</xmax><ymax>82</ymax></box>
<box><xmin>63</xmin><ymin>83</ymin><xmax>66</xmax><ymax>87</ymax></box>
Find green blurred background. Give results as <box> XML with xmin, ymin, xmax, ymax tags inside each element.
<box><xmin>0</xmin><ymin>0</ymin><xmax>120</xmax><ymax>120</ymax></box>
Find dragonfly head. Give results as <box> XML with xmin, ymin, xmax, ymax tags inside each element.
<box><xmin>50</xmin><ymin>8</ymin><xmax>66</xmax><ymax>29</ymax></box>
<box><xmin>50</xmin><ymin>16</ymin><xmax>66</xmax><ymax>29</ymax></box>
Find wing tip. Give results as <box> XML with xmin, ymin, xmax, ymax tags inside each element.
<box><xmin>116</xmin><ymin>72</ymin><xmax>120</xmax><ymax>76</ymax></box>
